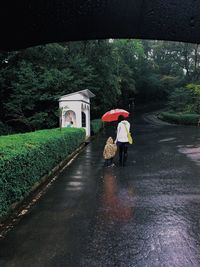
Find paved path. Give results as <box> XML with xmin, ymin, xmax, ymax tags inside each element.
<box><xmin>1</xmin><ymin>113</ymin><xmax>200</xmax><ymax>267</ymax></box>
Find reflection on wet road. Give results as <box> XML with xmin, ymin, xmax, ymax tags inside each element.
<box><xmin>1</xmin><ymin>114</ymin><xmax>200</xmax><ymax>266</ymax></box>
<box><xmin>101</xmin><ymin>169</ymin><xmax>133</xmax><ymax>223</ymax></box>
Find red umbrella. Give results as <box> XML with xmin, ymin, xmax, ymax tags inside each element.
<box><xmin>101</xmin><ymin>109</ymin><xmax>129</xmax><ymax>122</ymax></box>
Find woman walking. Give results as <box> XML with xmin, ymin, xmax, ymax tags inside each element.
<box><xmin>115</xmin><ymin>115</ymin><xmax>131</xmax><ymax>166</ymax></box>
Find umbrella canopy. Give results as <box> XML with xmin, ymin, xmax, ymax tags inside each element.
<box><xmin>101</xmin><ymin>109</ymin><xmax>129</xmax><ymax>122</ymax></box>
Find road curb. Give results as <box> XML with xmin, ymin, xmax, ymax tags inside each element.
<box><xmin>143</xmin><ymin>111</ymin><xmax>175</xmax><ymax>126</ymax></box>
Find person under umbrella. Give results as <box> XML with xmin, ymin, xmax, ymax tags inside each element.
<box><xmin>115</xmin><ymin>115</ymin><xmax>131</xmax><ymax>166</ymax></box>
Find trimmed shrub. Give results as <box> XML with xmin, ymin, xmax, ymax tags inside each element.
<box><xmin>91</xmin><ymin>119</ymin><xmax>104</xmax><ymax>135</ymax></box>
<box><xmin>0</xmin><ymin>128</ymin><xmax>85</xmax><ymax>220</ymax></box>
<box><xmin>159</xmin><ymin>112</ymin><xmax>200</xmax><ymax>125</ymax></box>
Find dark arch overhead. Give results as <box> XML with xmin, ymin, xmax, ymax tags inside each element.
<box><xmin>1</xmin><ymin>0</ymin><xmax>200</xmax><ymax>51</ymax></box>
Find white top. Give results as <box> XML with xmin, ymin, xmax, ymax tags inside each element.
<box><xmin>116</xmin><ymin>120</ymin><xmax>130</xmax><ymax>142</ymax></box>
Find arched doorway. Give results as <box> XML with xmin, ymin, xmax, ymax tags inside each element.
<box><xmin>63</xmin><ymin>110</ymin><xmax>76</xmax><ymax>127</ymax></box>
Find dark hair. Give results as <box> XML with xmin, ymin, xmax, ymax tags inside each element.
<box><xmin>118</xmin><ymin>115</ymin><xmax>125</xmax><ymax>122</ymax></box>
<box><xmin>71</xmin><ymin>121</ymin><xmax>73</xmax><ymax>124</ymax></box>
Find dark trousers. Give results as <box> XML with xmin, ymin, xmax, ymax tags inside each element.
<box><xmin>118</xmin><ymin>142</ymin><xmax>129</xmax><ymax>166</ymax></box>
<box><xmin>105</xmin><ymin>158</ymin><xmax>113</xmax><ymax>167</ymax></box>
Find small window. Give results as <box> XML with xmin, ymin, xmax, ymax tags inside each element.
<box><xmin>82</xmin><ymin>112</ymin><xmax>86</xmax><ymax>127</ymax></box>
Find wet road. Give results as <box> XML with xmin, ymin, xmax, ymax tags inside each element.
<box><xmin>1</xmin><ymin>113</ymin><xmax>200</xmax><ymax>266</ymax></box>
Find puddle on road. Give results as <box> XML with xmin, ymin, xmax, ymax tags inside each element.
<box><xmin>159</xmin><ymin>137</ymin><xmax>176</xmax><ymax>143</ymax></box>
<box><xmin>65</xmin><ymin>181</ymin><xmax>84</xmax><ymax>191</ymax></box>
<box><xmin>178</xmin><ymin>145</ymin><xmax>200</xmax><ymax>166</ymax></box>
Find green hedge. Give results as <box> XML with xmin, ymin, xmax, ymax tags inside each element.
<box><xmin>0</xmin><ymin>128</ymin><xmax>85</xmax><ymax>220</ymax></box>
<box><xmin>91</xmin><ymin>119</ymin><xmax>104</xmax><ymax>134</ymax></box>
<box><xmin>159</xmin><ymin>112</ymin><xmax>200</xmax><ymax>125</ymax></box>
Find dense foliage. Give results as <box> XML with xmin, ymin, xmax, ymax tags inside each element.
<box><xmin>0</xmin><ymin>40</ymin><xmax>140</xmax><ymax>134</ymax></box>
<box><xmin>0</xmin><ymin>128</ymin><xmax>85</xmax><ymax>219</ymax></box>
<box><xmin>1</xmin><ymin>39</ymin><xmax>200</xmax><ymax>133</ymax></box>
<box><xmin>169</xmin><ymin>84</ymin><xmax>200</xmax><ymax>114</ymax></box>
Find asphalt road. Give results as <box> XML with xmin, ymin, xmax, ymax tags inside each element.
<box><xmin>1</xmin><ymin>112</ymin><xmax>200</xmax><ymax>267</ymax></box>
